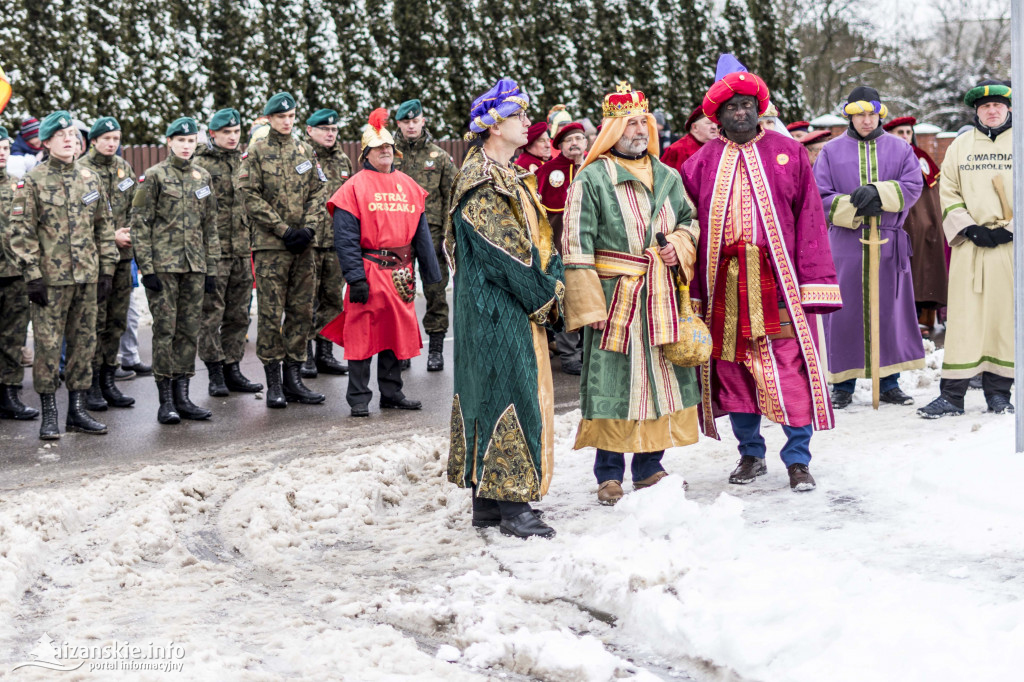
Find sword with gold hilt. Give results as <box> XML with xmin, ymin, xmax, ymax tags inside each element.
<box><xmin>859</xmin><ymin>215</ymin><xmax>888</xmax><ymax>410</ymax></box>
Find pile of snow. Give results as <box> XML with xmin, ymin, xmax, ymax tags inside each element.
<box><xmin>1</xmin><ymin>349</ymin><xmax>1020</xmax><ymax>681</ymax></box>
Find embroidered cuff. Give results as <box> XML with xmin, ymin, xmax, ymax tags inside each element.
<box><xmin>528</xmin><ymin>280</ymin><xmax>565</xmax><ymax>325</ymax></box>
<box><xmin>828</xmin><ymin>195</ymin><xmax>863</xmax><ymax>229</ymax></box>
<box><xmin>799</xmin><ymin>284</ymin><xmax>842</xmax><ymax>307</ymax></box>
<box><xmin>562</xmin><ymin>252</ymin><xmax>596</xmax><ymax>269</ymax></box>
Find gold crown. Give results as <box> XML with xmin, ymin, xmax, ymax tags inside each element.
<box><xmin>602</xmin><ymin>81</ymin><xmax>649</xmax><ymax>119</ymax></box>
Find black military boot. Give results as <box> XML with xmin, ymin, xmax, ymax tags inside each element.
<box><xmin>283</xmin><ymin>361</ymin><xmax>326</xmax><ymax>404</ymax></box>
<box><xmin>85</xmin><ymin>368</ymin><xmax>109</xmax><ymax>411</ymax></box>
<box><xmin>301</xmin><ymin>340</ymin><xmax>318</xmax><ymax>378</ymax></box>
<box><xmin>426</xmin><ymin>332</ymin><xmax>445</xmax><ymax>372</ymax></box>
<box><xmin>39</xmin><ymin>393</ymin><xmax>60</xmax><ymax>440</ymax></box>
<box><xmin>172</xmin><ymin>376</ymin><xmax>212</xmax><ymax>420</ymax></box>
<box><xmin>224</xmin><ymin>362</ymin><xmax>263</xmax><ymax>393</ymax></box>
<box><xmin>0</xmin><ymin>384</ymin><xmax>39</xmax><ymax>420</ymax></box>
<box><xmin>100</xmin><ymin>364</ymin><xmax>135</xmax><ymax>407</ymax></box>
<box><xmin>264</xmin><ymin>362</ymin><xmax>287</xmax><ymax>409</ymax></box>
<box><xmin>315</xmin><ymin>338</ymin><xmax>348</xmax><ymax>375</ymax></box>
<box><xmin>206</xmin><ymin>361</ymin><xmax>230</xmax><ymax>397</ymax></box>
<box><xmin>156</xmin><ymin>378</ymin><xmax>181</xmax><ymax>424</ymax></box>
<box><xmin>66</xmin><ymin>390</ymin><xmax>107</xmax><ymax>434</ymax></box>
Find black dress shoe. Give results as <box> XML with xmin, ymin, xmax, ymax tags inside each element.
<box><xmin>880</xmin><ymin>387</ymin><xmax>914</xmax><ymax>405</ymax></box>
<box><xmin>830</xmin><ymin>389</ymin><xmax>853</xmax><ymax>409</ymax></box>
<box><xmin>380</xmin><ymin>396</ymin><xmax>421</xmax><ymax>410</ymax></box>
<box><xmin>499</xmin><ymin>511</ymin><xmax>556</xmax><ymax>539</ymax></box>
<box><xmin>351</xmin><ymin>404</ymin><xmax>370</xmax><ymax>417</ymax></box>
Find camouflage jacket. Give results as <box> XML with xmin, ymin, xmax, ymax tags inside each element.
<box><xmin>78</xmin><ymin>147</ymin><xmax>137</xmax><ymax>262</ymax></box>
<box><xmin>194</xmin><ymin>142</ymin><xmax>250</xmax><ymax>258</ymax></box>
<box><xmin>309</xmin><ymin>140</ymin><xmax>353</xmax><ymax>249</ymax></box>
<box><xmin>131</xmin><ymin>154</ymin><xmax>220</xmax><ymax>275</ymax></box>
<box><xmin>237</xmin><ymin>128</ymin><xmax>326</xmax><ymax>252</ymax></box>
<box><xmin>0</xmin><ymin>166</ymin><xmax>20</xmax><ymax>277</ymax></box>
<box><xmin>394</xmin><ymin>128</ymin><xmax>457</xmax><ymax>228</ymax></box>
<box><xmin>8</xmin><ymin>155</ymin><xmax>117</xmax><ymax>285</ymax></box>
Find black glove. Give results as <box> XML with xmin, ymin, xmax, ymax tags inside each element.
<box><xmin>850</xmin><ymin>185</ymin><xmax>883</xmax><ymax>217</ymax></box>
<box><xmin>142</xmin><ymin>273</ymin><xmax>163</xmax><ymax>292</ymax></box>
<box><xmin>990</xmin><ymin>227</ymin><xmax>1013</xmax><ymax>245</ymax></box>
<box><xmin>205</xmin><ymin>275</ymin><xmax>217</xmax><ymax>294</ymax></box>
<box><xmin>282</xmin><ymin>226</ymin><xmax>313</xmax><ymax>254</ymax></box>
<box><xmin>348</xmin><ymin>278</ymin><xmax>369</xmax><ymax>304</ymax></box>
<box><xmin>0</xmin><ymin>275</ymin><xmax>20</xmax><ymax>287</ymax></box>
<box><xmin>26</xmin><ymin>278</ymin><xmax>48</xmax><ymax>306</ymax></box>
<box><xmin>96</xmin><ymin>274</ymin><xmax>113</xmax><ymax>303</ymax></box>
<box><xmin>963</xmin><ymin>225</ymin><xmax>997</xmax><ymax>248</ymax></box>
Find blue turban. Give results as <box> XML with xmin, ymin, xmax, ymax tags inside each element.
<box><xmin>465</xmin><ymin>78</ymin><xmax>530</xmax><ymax>140</ymax></box>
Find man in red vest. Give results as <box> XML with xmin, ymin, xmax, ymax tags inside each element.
<box><xmin>661</xmin><ymin>106</ymin><xmax>718</xmax><ymax>174</ymax></box>
<box><xmin>515</xmin><ymin>122</ymin><xmax>551</xmax><ymax>173</ymax></box>
<box><xmin>326</xmin><ymin>110</ymin><xmax>441</xmax><ymax>417</ymax></box>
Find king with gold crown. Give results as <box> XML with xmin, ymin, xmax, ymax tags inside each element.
<box><xmin>561</xmin><ymin>81</ymin><xmax>702</xmax><ymax>506</ymax></box>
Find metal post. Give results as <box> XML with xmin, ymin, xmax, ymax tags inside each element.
<box><xmin>1014</xmin><ymin>1</ymin><xmax>1024</xmax><ymax>451</ymax></box>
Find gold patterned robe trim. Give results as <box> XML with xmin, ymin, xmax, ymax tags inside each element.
<box><xmin>447</xmin><ymin>394</ymin><xmax>468</xmax><ymax>486</ymax></box>
<box><xmin>573</xmin><ymin>406</ymin><xmax>699</xmax><ymax>453</ymax></box>
<box><xmin>529</xmin><ymin>280</ymin><xmax>565</xmax><ymax>326</ymax></box>
<box><xmin>477</xmin><ymin>404</ymin><xmax>543</xmax><ymax>502</ymax></box>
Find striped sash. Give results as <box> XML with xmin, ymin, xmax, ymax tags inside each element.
<box><xmin>594</xmin><ymin>248</ymin><xmax>678</xmax><ymax>354</ymax></box>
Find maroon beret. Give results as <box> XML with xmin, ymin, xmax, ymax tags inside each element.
<box><xmin>883</xmin><ymin>116</ymin><xmax>917</xmax><ymax>131</ymax></box>
<box><xmin>684</xmin><ymin>106</ymin><xmax>706</xmax><ymax>132</ymax></box>
<box><xmin>553</xmin><ymin>121</ymin><xmax>586</xmax><ymax>147</ymax></box>
<box><xmin>526</xmin><ymin>121</ymin><xmax>548</xmax><ymax>146</ymax></box>
<box><xmin>786</xmin><ymin>120</ymin><xmax>810</xmax><ymax>133</ymax></box>
<box><xmin>800</xmin><ymin>130</ymin><xmax>832</xmax><ymax>146</ymax></box>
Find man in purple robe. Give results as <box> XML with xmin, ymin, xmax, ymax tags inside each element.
<box><xmin>683</xmin><ymin>56</ymin><xmax>842</xmax><ymax>493</ymax></box>
<box><xmin>814</xmin><ymin>87</ymin><xmax>924</xmax><ymax>409</ymax></box>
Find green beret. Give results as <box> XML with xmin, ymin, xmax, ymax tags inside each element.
<box><xmin>89</xmin><ymin>116</ymin><xmax>120</xmax><ymax>141</ymax></box>
<box><xmin>263</xmin><ymin>92</ymin><xmax>296</xmax><ymax>116</ymax></box>
<box><xmin>209</xmin><ymin>108</ymin><xmax>242</xmax><ymax>131</ymax></box>
<box><xmin>964</xmin><ymin>80</ymin><xmax>1012</xmax><ymax>108</ymax></box>
<box><xmin>0</xmin><ymin>126</ymin><xmax>8</xmax><ymax>142</ymax></box>
<box><xmin>166</xmin><ymin>117</ymin><xmax>199</xmax><ymax>138</ymax></box>
<box><xmin>396</xmin><ymin>99</ymin><xmax>422</xmax><ymax>121</ymax></box>
<box><xmin>39</xmin><ymin>111</ymin><xmax>75</xmax><ymax>142</ymax></box>
<box><xmin>306</xmin><ymin>109</ymin><xmax>340</xmax><ymax>127</ymax></box>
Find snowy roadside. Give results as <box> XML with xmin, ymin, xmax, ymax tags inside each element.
<box><xmin>1</xmin><ymin>347</ymin><xmax>1021</xmax><ymax>681</ymax></box>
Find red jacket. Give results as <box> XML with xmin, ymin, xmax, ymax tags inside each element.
<box><xmin>515</xmin><ymin>151</ymin><xmax>547</xmax><ymax>174</ymax></box>
<box><xmin>660</xmin><ymin>134</ymin><xmax>703</xmax><ymax>175</ymax></box>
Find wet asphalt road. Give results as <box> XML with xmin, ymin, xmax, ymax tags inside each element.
<box><xmin>0</xmin><ymin>295</ymin><xmax>583</xmax><ymax>491</ymax></box>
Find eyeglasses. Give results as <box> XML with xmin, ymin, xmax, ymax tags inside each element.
<box><xmin>515</xmin><ymin>111</ymin><xmax>530</xmax><ymax>123</ymax></box>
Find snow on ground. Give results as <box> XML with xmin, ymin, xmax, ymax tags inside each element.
<box><xmin>1</xmin><ymin>347</ymin><xmax>1022</xmax><ymax>681</ymax></box>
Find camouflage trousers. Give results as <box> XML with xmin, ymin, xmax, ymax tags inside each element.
<box><xmin>254</xmin><ymin>249</ymin><xmax>314</xmax><ymax>364</ymax></box>
<box><xmin>0</xmin><ymin>279</ymin><xmax>30</xmax><ymax>385</ymax></box>
<box><xmin>93</xmin><ymin>259</ymin><xmax>133</xmax><ymax>369</ymax></box>
<box><xmin>199</xmin><ymin>256</ymin><xmax>254</xmax><ymax>364</ymax></box>
<box><xmin>32</xmin><ymin>283</ymin><xmax>97</xmax><ymax>393</ymax></box>
<box><xmin>421</xmin><ymin>222</ymin><xmax>450</xmax><ymax>335</ymax></box>
<box><xmin>145</xmin><ymin>272</ymin><xmax>204</xmax><ymax>380</ymax></box>
<box><xmin>310</xmin><ymin>247</ymin><xmax>345</xmax><ymax>342</ymax></box>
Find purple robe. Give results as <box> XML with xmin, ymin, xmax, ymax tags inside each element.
<box><xmin>683</xmin><ymin>130</ymin><xmax>842</xmax><ymax>438</ymax></box>
<box><xmin>814</xmin><ymin>131</ymin><xmax>924</xmax><ymax>382</ymax></box>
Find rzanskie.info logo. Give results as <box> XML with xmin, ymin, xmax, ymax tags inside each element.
<box><xmin>12</xmin><ymin>633</ymin><xmax>186</xmax><ymax>673</ymax></box>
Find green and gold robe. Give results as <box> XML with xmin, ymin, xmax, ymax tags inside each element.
<box><xmin>444</xmin><ymin>146</ymin><xmax>565</xmax><ymax>503</ymax></box>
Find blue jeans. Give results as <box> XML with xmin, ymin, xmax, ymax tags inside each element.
<box><xmin>833</xmin><ymin>373</ymin><xmax>900</xmax><ymax>394</ymax></box>
<box><xmin>728</xmin><ymin>413</ymin><xmax>812</xmax><ymax>467</ymax></box>
<box><xmin>594</xmin><ymin>449</ymin><xmax>665</xmax><ymax>484</ymax></box>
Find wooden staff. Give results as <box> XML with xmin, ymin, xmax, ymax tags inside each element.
<box><xmin>860</xmin><ymin>215</ymin><xmax>888</xmax><ymax>409</ymax></box>
<box><xmin>993</xmin><ymin>175</ymin><xmax>1014</xmax><ymax>221</ymax></box>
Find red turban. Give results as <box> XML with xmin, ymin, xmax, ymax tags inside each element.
<box><xmin>702</xmin><ymin>72</ymin><xmax>770</xmax><ymax>124</ymax></box>
<box><xmin>525</xmin><ymin>121</ymin><xmax>548</xmax><ymax>146</ymax></box>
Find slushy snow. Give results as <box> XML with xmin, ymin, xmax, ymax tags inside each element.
<box><xmin>1</xmin><ymin>347</ymin><xmax>1021</xmax><ymax>681</ymax></box>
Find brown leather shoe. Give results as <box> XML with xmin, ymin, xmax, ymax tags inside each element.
<box><xmin>728</xmin><ymin>455</ymin><xmax>767</xmax><ymax>484</ymax></box>
<box><xmin>597</xmin><ymin>480</ymin><xmax>624</xmax><ymax>505</ymax></box>
<box><xmin>787</xmin><ymin>463</ymin><xmax>816</xmax><ymax>492</ymax></box>
<box><xmin>633</xmin><ymin>470</ymin><xmax>668</xmax><ymax>490</ymax></box>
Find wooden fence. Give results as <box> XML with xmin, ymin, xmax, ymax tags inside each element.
<box><xmin>122</xmin><ymin>139</ymin><xmax>474</xmax><ymax>175</ymax></box>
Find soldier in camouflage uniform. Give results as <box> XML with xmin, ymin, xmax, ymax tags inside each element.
<box><xmin>394</xmin><ymin>99</ymin><xmax>456</xmax><ymax>372</ymax></box>
<box><xmin>8</xmin><ymin>111</ymin><xmax>117</xmax><ymax>439</ymax></box>
<box><xmin>237</xmin><ymin>91</ymin><xmax>327</xmax><ymax>408</ymax></box>
<box><xmin>132</xmin><ymin>117</ymin><xmax>221</xmax><ymax>424</ymax></box>
<box><xmin>194</xmin><ymin>108</ymin><xmax>263</xmax><ymax>397</ymax></box>
<box><xmin>302</xmin><ymin>108</ymin><xmax>351</xmax><ymax>378</ymax></box>
<box><xmin>0</xmin><ymin>126</ymin><xmax>39</xmax><ymax>421</ymax></box>
<box><xmin>79</xmin><ymin>116</ymin><xmax>137</xmax><ymax>411</ymax></box>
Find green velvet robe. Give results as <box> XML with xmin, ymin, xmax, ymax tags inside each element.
<box><xmin>444</xmin><ymin>146</ymin><xmax>565</xmax><ymax>502</ymax></box>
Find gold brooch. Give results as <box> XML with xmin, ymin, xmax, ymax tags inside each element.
<box><xmin>776</xmin><ymin>154</ymin><xmax>789</xmax><ymax>166</ymax></box>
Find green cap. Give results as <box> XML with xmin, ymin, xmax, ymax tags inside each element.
<box><xmin>209</xmin><ymin>108</ymin><xmax>242</xmax><ymax>131</ymax></box>
<box><xmin>166</xmin><ymin>117</ymin><xmax>199</xmax><ymax>138</ymax></box>
<box><xmin>39</xmin><ymin>111</ymin><xmax>75</xmax><ymax>142</ymax></box>
<box><xmin>964</xmin><ymin>80</ymin><xmax>1012</xmax><ymax>108</ymax></box>
<box><xmin>263</xmin><ymin>92</ymin><xmax>297</xmax><ymax>116</ymax></box>
<box><xmin>396</xmin><ymin>99</ymin><xmax>422</xmax><ymax>121</ymax></box>
<box><xmin>89</xmin><ymin>116</ymin><xmax>120</xmax><ymax>141</ymax></box>
<box><xmin>306</xmin><ymin>109</ymin><xmax>340</xmax><ymax>127</ymax></box>
<box><xmin>0</xmin><ymin>126</ymin><xmax>8</xmax><ymax>142</ymax></box>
